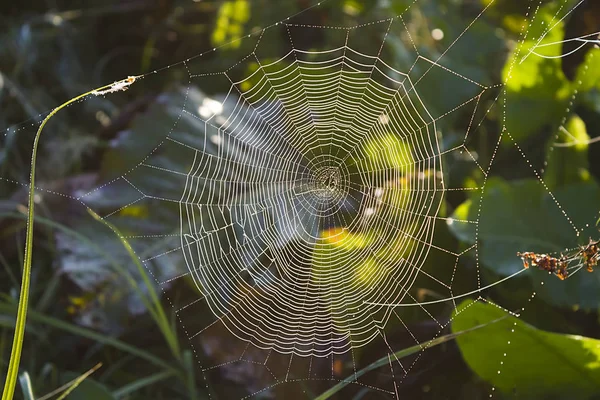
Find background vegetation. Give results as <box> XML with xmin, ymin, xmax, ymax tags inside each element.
<box><xmin>1</xmin><ymin>0</ymin><xmax>600</xmax><ymax>399</ymax></box>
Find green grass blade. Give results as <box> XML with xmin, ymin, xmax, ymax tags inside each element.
<box><xmin>182</xmin><ymin>349</ymin><xmax>199</xmax><ymax>400</ymax></box>
<box><xmin>54</xmin><ymin>363</ymin><xmax>103</xmax><ymax>400</ymax></box>
<box><xmin>112</xmin><ymin>370</ymin><xmax>176</xmax><ymax>398</ymax></box>
<box><xmin>314</xmin><ymin>316</ymin><xmax>508</xmax><ymax>400</ymax></box>
<box><xmin>0</xmin><ymin>315</ymin><xmax>42</xmax><ymax>339</ymax></box>
<box><xmin>18</xmin><ymin>372</ymin><xmax>34</xmax><ymax>400</ymax></box>
<box><xmin>0</xmin><ymin>76</ymin><xmax>139</xmax><ymax>400</ymax></box>
<box><xmin>0</xmin><ymin>303</ymin><xmax>177</xmax><ymax>375</ymax></box>
<box><xmin>0</xmin><ymin>75</ymin><xmax>138</xmax><ymax>398</ymax></box>
<box><xmin>36</xmin><ymin>364</ymin><xmax>103</xmax><ymax>400</ymax></box>
<box><xmin>2</xmin><ymin>89</ymin><xmax>98</xmax><ymax>400</ymax></box>
<box><xmin>0</xmin><ymin>211</ymin><xmax>163</xmax><ymax>326</ymax></box>
<box><xmin>87</xmin><ymin>208</ymin><xmax>181</xmax><ymax>359</ymax></box>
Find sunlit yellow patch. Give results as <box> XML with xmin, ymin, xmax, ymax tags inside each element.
<box><xmin>355</xmin><ymin>258</ymin><xmax>380</xmax><ymax>284</ymax></box>
<box><xmin>378</xmin><ymin>169</ymin><xmax>442</xmax><ymax>219</ymax></box>
<box><xmin>119</xmin><ymin>204</ymin><xmax>149</xmax><ymax>218</ymax></box>
<box><xmin>343</xmin><ymin>0</ymin><xmax>363</xmax><ymax>16</ymax></box>
<box><xmin>67</xmin><ymin>293</ymin><xmax>96</xmax><ymax>314</ymax></box>
<box><xmin>375</xmin><ymin>234</ymin><xmax>417</xmax><ymax>263</ymax></box>
<box><xmin>502</xmin><ymin>14</ymin><xmax>526</xmax><ymax>34</ymax></box>
<box><xmin>381</xmin><ymin>177</ymin><xmax>411</xmax><ymax>212</ymax></box>
<box><xmin>320</xmin><ymin>228</ymin><xmax>372</xmax><ymax>250</ymax></box>
<box><xmin>211</xmin><ymin>0</ymin><xmax>250</xmax><ymax>49</ymax></box>
<box><xmin>503</xmin><ymin>5</ymin><xmax>567</xmax><ymax>92</ymax></box>
<box><xmin>240</xmin><ymin>81</ymin><xmax>252</xmax><ymax>91</ymax></box>
<box><xmin>239</xmin><ymin>60</ymin><xmax>289</xmax><ymax>94</ymax></box>
<box><xmin>463</xmin><ymin>176</ymin><xmax>478</xmax><ymax>190</ymax></box>
<box><xmin>564</xmin><ymin>115</ymin><xmax>590</xmax><ymax>152</ymax></box>
<box><xmin>363</xmin><ymin>134</ymin><xmax>413</xmax><ymax>172</ymax></box>
<box><xmin>69</xmin><ymin>296</ymin><xmax>88</xmax><ymax>307</ymax></box>
<box><xmin>579</xmin><ymin>169</ymin><xmax>591</xmax><ymax>181</ymax></box>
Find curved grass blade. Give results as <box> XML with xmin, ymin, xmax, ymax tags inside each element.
<box><xmin>36</xmin><ymin>363</ymin><xmax>104</xmax><ymax>400</ymax></box>
<box><xmin>87</xmin><ymin>208</ymin><xmax>181</xmax><ymax>359</ymax></box>
<box><xmin>112</xmin><ymin>370</ymin><xmax>176</xmax><ymax>398</ymax></box>
<box><xmin>0</xmin><ymin>211</ymin><xmax>167</xmax><ymax>326</ymax></box>
<box><xmin>314</xmin><ymin>315</ymin><xmax>508</xmax><ymax>400</ymax></box>
<box><xmin>18</xmin><ymin>372</ymin><xmax>34</xmax><ymax>400</ymax></box>
<box><xmin>0</xmin><ymin>303</ymin><xmax>177</xmax><ymax>375</ymax></box>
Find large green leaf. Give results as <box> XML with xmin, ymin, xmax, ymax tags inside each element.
<box><xmin>452</xmin><ymin>300</ymin><xmax>600</xmax><ymax>399</ymax></box>
<box><xmin>502</xmin><ymin>4</ymin><xmax>569</xmax><ymax>143</ymax></box>
<box><xmin>450</xmin><ymin>177</ymin><xmax>600</xmax><ymax>309</ymax></box>
<box><xmin>501</xmin><ymin>2</ymin><xmax>600</xmax><ymax>143</ymax></box>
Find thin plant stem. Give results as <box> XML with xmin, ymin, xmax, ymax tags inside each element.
<box><xmin>314</xmin><ymin>315</ymin><xmax>509</xmax><ymax>400</ymax></box>
<box><xmin>1</xmin><ymin>76</ymin><xmax>138</xmax><ymax>400</ymax></box>
<box><xmin>55</xmin><ymin>363</ymin><xmax>103</xmax><ymax>400</ymax></box>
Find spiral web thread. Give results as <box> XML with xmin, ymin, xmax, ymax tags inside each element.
<box><xmin>3</xmin><ymin>0</ymin><xmax>600</xmax><ymax>397</ymax></box>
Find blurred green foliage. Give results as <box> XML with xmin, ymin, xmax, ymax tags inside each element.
<box><xmin>212</xmin><ymin>0</ymin><xmax>250</xmax><ymax>49</ymax></box>
<box><xmin>502</xmin><ymin>2</ymin><xmax>600</xmax><ymax>143</ymax></box>
<box><xmin>1</xmin><ymin>0</ymin><xmax>600</xmax><ymax>399</ymax></box>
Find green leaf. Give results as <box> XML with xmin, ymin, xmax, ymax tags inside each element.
<box><xmin>574</xmin><ymin>47</ymin><xmax>600</xmax><ymax>91</ymax></box>
<box><xmin>502</xmin><ymin>3</ymin><xmax>571</xmax><ymax>143</ymax></box>
<box><xmin>452</xmin><ymin>299</ymin><xmax>600</xmax><ymax>398</ymax></box>
<box><xmin>449</xmin><ymin>178</ymin><xmax>600</xmax><ymax>309</ymax></box>
<box><xmin>501</xmin><ymin>2</ymin><xmax>600</xmax><ymax>144</ymax></box>
<box><xmin>362</xmin><ymin>134</ymin><xmax>414</xmax><ymax>172</ymax></box>
<box><xmin>211</xmin><ymin>0</ymin><xmax>250</xmax><ymax>49</ymax></box>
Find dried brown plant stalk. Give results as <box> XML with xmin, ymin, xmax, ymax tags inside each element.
<box><xmin>517</xmin><ymin>238</ymin><xmax>598</xmax><ymax>280</ymax></box>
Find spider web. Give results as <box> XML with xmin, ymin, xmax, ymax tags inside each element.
<box><xmin>4</xmin><ymin>0</ymin><xmax>600</xmax><ymax>398</ymax></box>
